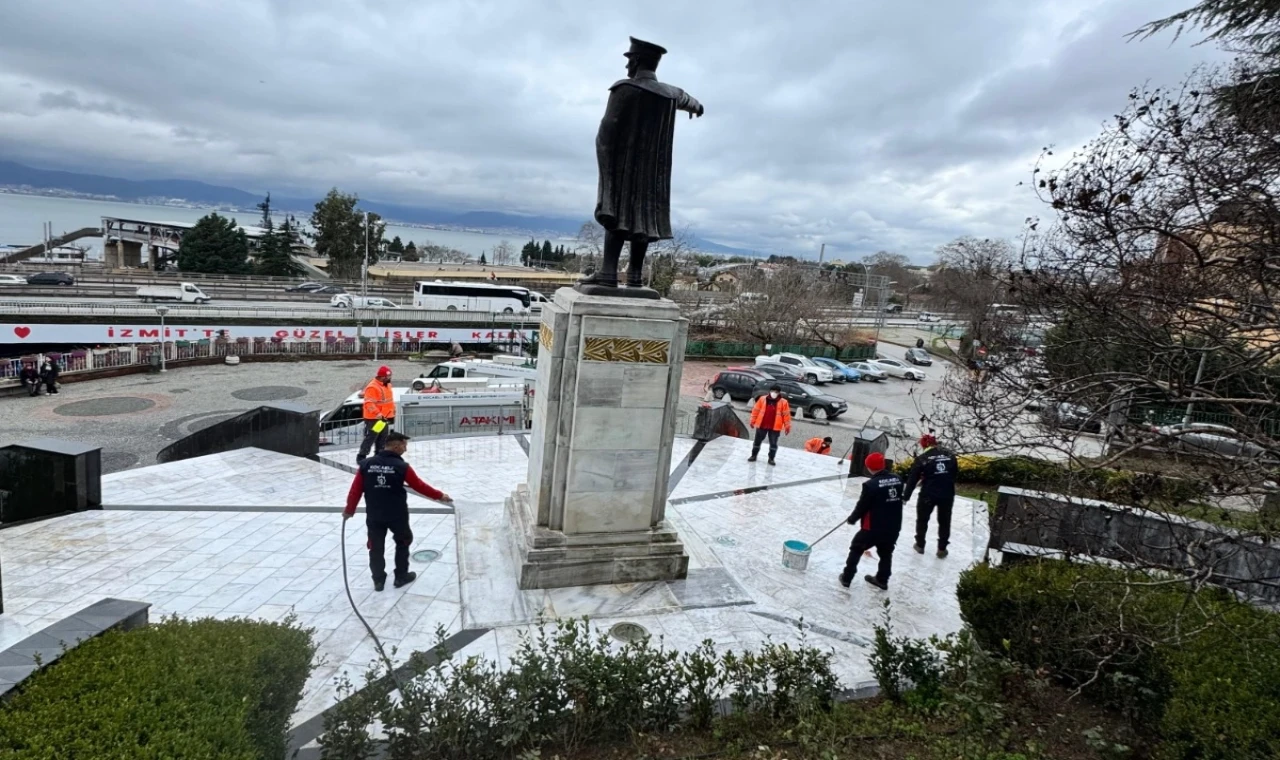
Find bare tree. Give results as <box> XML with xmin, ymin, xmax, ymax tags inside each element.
<box><xmin>573</xmin><ymin>221</ymin><xmax>605</xmax><ymax>274</ymax></box>
<box><xmin>929</xmin><ymin>64</ymin><xmax>1280</xmax><ymax>614</ymax></box>
<box><xmin>492</xmin><ymin>240</ymin><xmax>514</xmax><ymax>267</ymax></box>
<box><xmin>933</xmin><ymin>237</ymin><xmax>1015</xmax><ymax>357</ymax></box>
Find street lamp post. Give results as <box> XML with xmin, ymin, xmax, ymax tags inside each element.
<box><xmin>155</xmin><ymin>306</ymin><xmax>169</xmax><ymax>373</ymax></box>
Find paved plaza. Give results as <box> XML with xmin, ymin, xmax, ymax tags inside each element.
<box><xmin>0</xmin><ymin>433</ymin><xmax>985</xmax><ymax>731</ymax></box>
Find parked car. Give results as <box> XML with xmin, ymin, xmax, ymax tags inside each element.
<box><xmin>1040</xmin><ymin>402</ymin><xmax>1102</xmax><ymax>433</ymax></box>
<box><xmin>917</xmin><ymin>312</ymin><xmax>941</xmax><ymax>323</ymax></box>
<box><xmin>709</xmin><ymin>368</ymin><xmax>771</xmax><ymax>401</ymax></box>
<box><xmin>1148</xmin><ymin>422</ymin><xmax>1272</xmax><ymax>460</ymax></box>
<box><xmin>850</xmin><ymin>361</ymin><xmax>887</xmax><ymax>382</ymax></box>
<box><xmin>749</xmin><ymin>379</ymin><xmax>848</xmax><ymax>420</ymax></box>
<box><xmin>752</xmin><ymin>362</ymin><xmax>806</xmax><ymax>382</ymax></box>
<box><xmin>27</xmin><ymin>271</ymin><xmax>74</xmax><ymax>286</ymax></box>
<box><xmin>0</xmin><ymin>274</ymin><xmax>26</xmax><ymax>286</ymax></box>
<box><xmin>754</xmin><ymin>353</ymin><xmax>834</xmax><ymax>384</ymax></box>
<box><xmin>883</xmin><ymin>303</ymin><xmax>903</xmax><ymax>313</ymax></box>
<box><xmin>811</xmin><ymin>356</ymin><xmax>861</xmax><ymax>382</ymax></box>
<box><xmin>904</xmin><ymin>347</ymin><xmax>933</xmax><ymax>366</ymax></box>
<box><xmin>869</xmin><ymin>358</ymin><xmax>926</xmax><ymax>381</ymax></box>
<box><xmin>331</xmin><ymin>294</ymin><xmax>399</xmax><ymax>308</ymax></box>
<box><xmin>312</xmin><ymin>284</ymin><xmax>347</xmax><ymax>295</ymax></box>
<box><xmin>285</xmin><ymin>281</ymin><xmax>327</xmax><ymax>292</ymax></box>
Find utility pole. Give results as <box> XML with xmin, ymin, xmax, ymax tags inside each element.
<box><xmin>817</xmin><ymin>242</ymin><xmax>825</xmax><ymax>266</ymax></box>
<box><xmin>362</xmin><ymin>211</ymin><xmax>369</xmax><ymax>298</ymax></box>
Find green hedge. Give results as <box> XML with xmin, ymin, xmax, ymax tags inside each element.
<box><xmin>0</xmin><ymin>616</ymin><xmax>316</xmax><ymax>759</ymax></box>
<box><xmin>894</xmin><ymin>454</ymin><xmax>1207</xmax><ymax>508</ymax></box>
<box><xmin>957</xmin><ymin>561</ymin><xmax>1280</xmax><ymax>760</ymax></box>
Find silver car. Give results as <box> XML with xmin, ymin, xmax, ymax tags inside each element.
<box><xmin>1150</xmin><ymin>422</ymin><xmax>1272</xmax><ymax>460</ymax></box>
<box><xmin>850</xmin><ymin>361</ymin><xmax>887</xmax><ymax>382</ymax></box>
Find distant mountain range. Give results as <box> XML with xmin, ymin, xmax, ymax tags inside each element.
<box><xmin>0</xmin><ymin>159</ymin><xmax>753</xmax><ymax>254</ymax></box>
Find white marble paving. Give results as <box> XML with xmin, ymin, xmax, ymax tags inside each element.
<box><xmin>321</xmin><ymin>436</ymin><xmax>529</xmax><ymax>505</ymax></box>
<box><xmin>102</xmin><ymin>448</ymin><xmax>438</xmax><ymax>510</ymax></box>
<box><xmin>2</xmin><ymin>432</ymin><xmax>983</xmax><ymax>730</ymax></box>
<box><xmin>0</xmin><ymin>507</ymin><xmax>462</xmax><ymax>726</ymax></box>
<box><xmin>670</xmin><ymin>435</ymin><xmax>848</xmax><ymax>501</ymax></box>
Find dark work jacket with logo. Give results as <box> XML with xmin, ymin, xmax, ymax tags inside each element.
<box><xmin>344</xmin><ymin>450</ymin><xmax>443</xmax><ymax>520</ymax></box>
<box><xmin>847</xmin><ymin>470</ymin><xmax>905</xmax><ymax>538</ymax></box>
<box><xmin>903</xmin><ymin>446</ymin><xmax>958</xmax><ymax>502</ymax></box>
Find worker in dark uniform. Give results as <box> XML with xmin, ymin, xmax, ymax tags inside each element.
<box><xmin>839</xmin><ymin>452</ymin><xmax>904</xmax><ymax>591</ymax></box>
<box><xmin>343</xmin><ymin>431</ymin><xmax>453</xmax><ymax>591</ymax></box>
<box><xmin>903</xmin><ymin>433</ymin><xmax>959</xmax><ymax>559</ymax></box>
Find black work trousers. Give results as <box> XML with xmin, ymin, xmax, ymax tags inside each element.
<box><xmin>751</xmin><ymin>427</ymin><xmax>780</xmax><ymax>460</ymax></box>
<box><xmin>357</xmin><ymin>418</ymin><xmax>392</xmax><ymax>460</ymax></box>
<box><xmin>914</xmin><ymin>494</ymin><xmax>954</xmax><ymax>550</ymax></box>
<box><xmin>842</xmin><ymin>530</ymin><xmax>897</xmax><ymax>586</ymax></box>
<box><xmin>367</xmin><ymin>513</ymin><xmax>413</xmax><ymax>583</ymax></box>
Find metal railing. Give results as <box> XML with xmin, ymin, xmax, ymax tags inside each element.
<box><xmin>0</xmin><ymin>299</ymin><xmax>536</xmax><ymax>325</ymax></box>
<box><xmin>1</xmin><ymin>336</ymin><xmax>531</xmax><ymax>383</ymax></box>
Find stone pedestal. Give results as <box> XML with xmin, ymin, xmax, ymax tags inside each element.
<box><xmin>512</xmin><ymin>288</ymin><xmax>689</xmax><ymax>589</ymax></box>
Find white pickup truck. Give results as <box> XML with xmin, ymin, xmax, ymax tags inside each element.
<box><xmin>755</xmin><ymin>352</ymin><xmax>834</xmax><ymax>384</ymax></box>
<box><xmin>410</xmin><ymin>356</ymin><xmax>537</xmax><ymax>390</ymax></box>
<box><xmin>136</xmin><ymin>282</ymin><xmax>211</xmax><ymax>304</ymax></box>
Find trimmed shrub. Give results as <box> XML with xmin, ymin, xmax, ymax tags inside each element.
<box><xmin>322</xmin><ymin>617</ymin><xmax>839</xmax><ymax>760</ymax></box>
<box><xmin>0</xmin><ymin>616</ymin><xmax>316</xmax><ymax>759</ymax></box>
<box><xmin>957</xmin><ymin>560</ymin><xmax>1280</xmax><ymax>760</ymax></box>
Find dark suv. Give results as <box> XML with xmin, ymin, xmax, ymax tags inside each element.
<box><xmin>27</xmin><ymin>271</ymin><xmax>74</xmax><ymax>286</ymax></box>
<box><xmin>709</xmin><ymin>368</ymin><xmax>770</xmax><ymax>401</ymax></box>
<box><xmin>749</xmin><ymin>378</ymin><xmax>848</xmax><ymax>420</ymax></box>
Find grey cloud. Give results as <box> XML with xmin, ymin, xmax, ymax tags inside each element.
<box><xmin>0</xmin><ymin>0</ymin><xmax>1226</xmax><ymax>260</ymax></box>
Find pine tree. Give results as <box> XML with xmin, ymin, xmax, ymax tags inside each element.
<box><xmin>403</xmin><ymin>241</ymin><xmax>419</xmax><ymax>262</ymax></box>
<box><xmin>389</xmin><ymin>236</ymin><xmax>405</xmax><ymax>254</ymax></box>
<box><xmin>542</xmin><ymin>240</ymin><xmax>553</xmax><ymax>261</ymax></box>
<box><xmin>480</xmin><ymin>253</ymin><xmax>488</xmax><ymax>265</ymax></box>
<box><xmin>253</xmin><ymin>193</ymin><xmax>299</xmax><ymax>276</ymax></box>
<box><xmin>178</xmin><ymin>213</ymin><xmax>251</xmax><ymax>274</ymax></box>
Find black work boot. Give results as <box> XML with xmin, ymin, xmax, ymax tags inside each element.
<box><xmin>747</xmin><ymin>452</ymin><xmax>758</xmax><ymax>462</ymax></box>
<box><xmin>767</xmin><ymin>458</ymin><xmax>776</xmax><ymax>466</ymax></box>
<box><xmin>838</xmin><ymin>573</ymin><xmax>852</xmax><ymax>588</ymax></box>
<box><xmin>937</xmin><ymin>548</ymin><xmax>948</xmax><ymax>559</ymax></box>
<box><xmin>393</xmin><ymin>571</ymin><xmax>417</xmax><ymax>589</ymax></box>
<box><xmin>913</xmin><ymin>543</ymin><xmax>924</xmax><ymax>554</ymax></box>
<box><xmin>373</xmin><ymin>578</ymin><xmax>386</xmax><ymax>592</ymax></box>
<box><xmin>864</xmin><ymin>575</ymin><xmax>888</xmax><ymax>591</ymax></box>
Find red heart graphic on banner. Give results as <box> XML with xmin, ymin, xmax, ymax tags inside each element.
<box><xmin>14</xmin><ymin>326</ymin><xmax>31</xmax><ymax>339</ymax></box>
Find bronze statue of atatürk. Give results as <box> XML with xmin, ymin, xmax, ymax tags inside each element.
<box><xmin>576</xmin><ymin>37</ymin><xmax>703</xmax><ymax>298</ymax></box>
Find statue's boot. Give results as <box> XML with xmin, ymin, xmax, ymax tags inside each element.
<box><xmin>578</xmin><ymin>269</ymin><xmax>618</xmax><ymax>288</ymax></box>
<box><xmin>625</xmin><ymin>262</ymin><xmax>644</xmax><ymax>288</ymax></box>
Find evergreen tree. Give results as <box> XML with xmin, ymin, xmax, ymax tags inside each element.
<box><xmin>479</xmin><ymin>253</ymin><xmax>488</xmax><ymax>265</ymax></box>
<box><xmin>253</xmin><ymin>193</ymin><xmax>299</xmax><ymax>276</ymax></box>
<box><xmin>403</xmin><ymin>241</ymin><xmax>419</xmax><ymax>262</ymax></box>
<box><xmin>521</xmin><ymin>239</ymin><xmax>539</xmax><ymax>267</ymax></box>
<box><xmin>388</xmin><ymin>236</ymin><xmax>405</xmax><ymax>254</ymax></box>
<box><xmin>542</xmin><ymin>240</ymin><xmax>553</xmax><ymax>261</ymax></box>
<box><xmin>178</xmin><ymin>213</ymin><xmax>251</xmax><ymax>274</ymax></box>
<box><xmin>310</xmin><ymin>188</ymin><xmax>384</xmax><ymax>280</ymax></box>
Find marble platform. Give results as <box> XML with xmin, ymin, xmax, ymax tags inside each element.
<box><xmin>0</xmin><ymin>433</ymin><xmax>984</xmax><ymax>729</ymax></box>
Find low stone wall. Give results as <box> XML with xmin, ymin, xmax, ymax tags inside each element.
<box><xmin>155</xmin><ymin>402</ymin><xmax>320</xmax><ymax>464</ymax></box>
<box><xmin>0</xmin><ymin>598</ymin><xmax>150</xmax><ymax>698</ymax></box>
<box><xmin>992</xmin><ymin>486</ymin><xmax>1280</xmax><ymax>603</ymax></box>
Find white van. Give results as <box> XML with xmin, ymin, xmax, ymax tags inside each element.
<box><xmin>319</xmin><ymin>386</ymin><xmax>531</xmax><ymax>446</ymax></box>
<box><xmin>137</xmin><ymin>282</ymin><xmax>211</xmax><ymax>304</ymax></box>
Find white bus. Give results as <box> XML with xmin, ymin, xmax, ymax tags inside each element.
<box><xmin>412</xmin><ymin>280</ymin><xmax>531</xmax><ymax>314</ymax></box>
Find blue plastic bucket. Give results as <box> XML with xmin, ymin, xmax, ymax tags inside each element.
<box><xmin>781</xmin><ymin>539</ymin><xmax>811</xmax><ymax>571</ymax></box>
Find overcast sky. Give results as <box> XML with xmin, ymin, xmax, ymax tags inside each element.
<box><xmin>0</xmin><ymin>0</ymin><xmax>1225</xmax><ymax>261</ymax></box>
